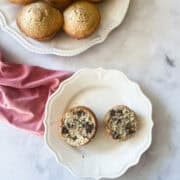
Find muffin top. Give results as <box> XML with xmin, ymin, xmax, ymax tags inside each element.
<box><xmin>60</xmin><ymin>106</ymin><xmax>97</xmax><ymax>147</ymax></box>
<box><xmin>17</xmin><ymin>2</ymin><xmax>63</xmax><ymax>40</ymax></box>
<box><xmin>105</xmin><ymin>105</ymin><xmax>138</xmax><ymax>141</ymax></box>
<box><xmin>63</xmin><ymin>1</ymin><xmax>100</xmax><ymax>39</ymax></box>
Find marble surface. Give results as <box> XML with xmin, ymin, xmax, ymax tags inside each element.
<box><xmin>0</xmin><ymin>0</ymin><xmax>180</xmax><ymax>179</ymax></box>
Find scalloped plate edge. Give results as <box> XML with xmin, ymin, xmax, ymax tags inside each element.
<box><xmin>44</xmin><ymin>68</ymin><xmax>153</xmax><ymax>179</ymax></box>
<box><xmin>0</xmin><ymin>0</ymin><xmax>130</xmax><ymax>56</ymax></box>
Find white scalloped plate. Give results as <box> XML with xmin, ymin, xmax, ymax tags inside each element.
<box><xmin>44</xmin><ymin>68</ymin><xmax>153</xmax><ymax>179</ymax></box>
<box><xmin>0</xmin><ymin>0</ymin><xmax>130</xmax><ymax>56</ymax></box>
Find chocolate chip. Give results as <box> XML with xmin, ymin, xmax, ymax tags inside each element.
<box><xmin>125</xmin><ymin>123</ymin><xmax>136</xmax><ymax>134</ymax></box>
<box><xmin>61</xmin><ymin>127</ymin><xmax>68</xmax><ymax>134</ymax></box>
<box><xmin>72</xmin><ymin>136</ymin><xmax>77</xmax><ymax>141</ymax></box>
<box><xmin>76</xmin><ymin>110</ymin><xmax>85</xmax><ymax>117</ymax></box>
<box><xmin>117</xmin><ymin>119</ymin><xmax>122</xmax><ymax>124</ymax></box>
<box><xmin>117</xmin><ymin>110</ymin><xmax>123</xmax><ymax>114</ymax></box>
<box><xmin>125</xmin><ymin>125</ymin><xmax>130</xmax><ymax>131</ymax></box>
<box><xmin>110</xmin><ymin>109</ymin><xmax>116</xmax><ymax>116</ymax></box>
<box><xmin>112</xmin><ymin>131</ymin><xmax>120</xmax><ymax>139</ymax></box>
<box><xmin>84</xmin><ymin>123</ymin><xmax>94</xmax><ymax>134</ymax></box>
<box><xmin>126</xmin><ymin>123</ymin><xmax>132</xmax><ymax>128</ymax></box>
<box><xmin>67</xmin><ymin>123</ymin><xmax>75</xmax><ymax>129</ymax></box>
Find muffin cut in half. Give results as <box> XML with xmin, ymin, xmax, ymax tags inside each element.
<box><xmin>59</xmin><ymin>106</ymin><xmax>97</xmax><ymax>147</ymax></box>
<box><xmin>104</xmin><ymin>105</ymin><xmax>139</xmax><ymax>141</ymax></box>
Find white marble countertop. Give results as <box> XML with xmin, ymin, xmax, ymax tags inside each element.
<box><xmin>0</xmin><ymin>0</ymin><xmax>180</xmax><ymax>179</ymax></box>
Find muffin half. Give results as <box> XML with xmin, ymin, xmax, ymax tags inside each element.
<box><xmin>60</xmin><ymin>106</ymin><xmax>97</xmax><ymax>147</ymax></box>
<box><xmin>104</xmin><ymin>105</ymin><xmax>139</xmax><ymax>141</ymax></box>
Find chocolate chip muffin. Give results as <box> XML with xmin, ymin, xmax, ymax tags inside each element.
<box><xmin>60</xmin><ymin>106</ymin><xmax>97</xmax><ymax>147</ymax></box>
<box><xmin>45</xmin><ymin>0</ymin><xmax>73</xmax><ymax>9</ymax></box>
<box><xmin>17</xmin><ymin>2</ymin><xmax>63</xmax><ymax>41</ymax></box>
<box><xmin>9</xmin><ymin>0</ymin><xmax>36</xmax><ymax>5</ymax></box>
<box><xmin>63</xmin><ymin>1</ymin><xmax>101</xmax><ymax>39</ymax></box>
<box><xmin>104</xmin><ymin>105</ymin><xmax>139</xmax><ymax>141</ymax></box>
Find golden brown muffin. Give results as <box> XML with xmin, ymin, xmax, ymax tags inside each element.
<box><xmin>9</xmin><ymin>0</ymin><xmax>36</xmax><ymax>5</ymax></box>
<box><xmin>17</xmin><ymin>2</ymin><xmax>63</xmax><ymax>41</ymax></box>
<box><xmin>59</xmin><ymin>106</ymin><xmax>98</xmax><ymax>147</ymax></box>
<box><xmin>63</xmin><ymin>1</ymin><xmax>101</xmax><ymax>39</ymax></box>
<box><xmin>104</xmin><ymin>105</ymin><xmax>139</xmax><ymax>141</ymax></box>
<box><xmin>45</xmin><ymin>0</ymin><xmax>73</xmax><ymax>9</ymax></box>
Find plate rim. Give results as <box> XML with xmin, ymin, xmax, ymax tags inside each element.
<box><xmin>44</xmin><ymin>68</ymin><xmax>153</xmax><ymax>179</ymax></box>
<box><xmin>0</xmin><ymin>0</ymin><xmax>130</xmax><ymax>57</ymax></box>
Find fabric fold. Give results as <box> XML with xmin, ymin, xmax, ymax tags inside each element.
<box><xmin>0</xmin><ymin>53</ymin><xmax>73</xmax><ymax>135</ymax></box>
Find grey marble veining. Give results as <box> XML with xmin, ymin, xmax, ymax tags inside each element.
<box><xmin>0</xmin><ymin>0</ymin><xmax>180</xmax><ymax>180</ymax></box>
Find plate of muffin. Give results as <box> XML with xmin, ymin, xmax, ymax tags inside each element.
<box><xmin>44</xmin><ymin>68</ymin><xmax>153</xmax><ymax>179</ymax></box>
<box><xmin>0</xmin><ymin>0</ymin><xmax>130</xmax><ymax>56</ymax></box>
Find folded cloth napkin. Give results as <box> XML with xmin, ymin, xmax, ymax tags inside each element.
<box><xmin>0</xmin><ymin>53</ymin><xmax>73</xmax><ymax>135</ymax></box>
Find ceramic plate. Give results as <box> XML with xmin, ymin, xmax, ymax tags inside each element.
<box><xmin>44</xmin><ymin>68</ymin><xmax>153</xmax><ymax>179</ymax></box>
<box><xmin>0</xmin><ymin>0</ymin><xmax>130</xmax><ymax>56</ymax></box>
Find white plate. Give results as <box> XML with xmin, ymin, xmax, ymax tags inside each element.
<box><xmin>0</xmin><ymin>0</ymin><xmax>130</xmax><ymax>56</ymax></box>
<box><xmin>44</xmin><ymin>68</ymin><xmax>153</xmax><ymax>179</ymax></box>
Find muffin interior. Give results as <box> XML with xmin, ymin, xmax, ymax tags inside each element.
<box><xmin>61</xmin><ymin>107</ymin><xmax>96</xmax><ymax>146</ymax></box>
<box><xmin>106</xmin><ymin>106</ymin><xmax>138</xmax><ymax>140</ymax></box>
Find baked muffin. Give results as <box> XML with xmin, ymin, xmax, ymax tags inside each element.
<box><xmin>63</xmin><ymin>1</ymin><xmax>101</xmax><ymax>39</ymax></box>
<box><xmin>104</xmin><ymin>105</ymin><xmax>138</xmax><ymax>141</ymax></box>
<box><xmin>9</xmin><ymin>0</ymin><xmax>36</xmax><ymax>5</ymax></box>
<box><xmin>45</xmin><ymin>0</ymin><xmax>73</xmax><ymax>9</ymax></box>
<box><xmin>60</xmin><ymin>106</ymin><xmax>97</xmax><ymax>147</ymax></box>
<box><xmin>17</xmin><ymin>2</ymin><xmax>63</xmax><ymax>41</ymax></box>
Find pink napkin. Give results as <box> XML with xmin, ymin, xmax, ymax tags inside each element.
<box><xmin>0</xmin><ymin>53</ymin><xmax>73</xmax><ymax>135</ymax></box>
